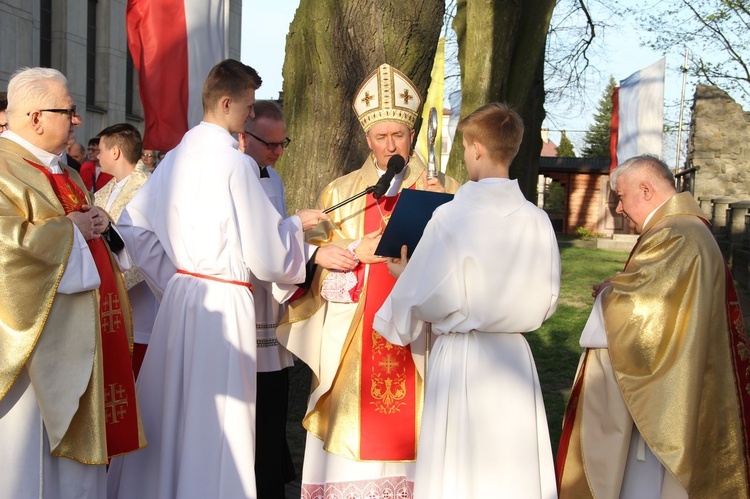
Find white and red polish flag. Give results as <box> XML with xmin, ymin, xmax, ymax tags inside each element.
<box><xmin>126</xmin><ymin>0</ymin><xmax>230</xmax><ymax>151</ymax></box>
<box><xmin>611</xmin><ymin>58</ymin><xmax>666</xmax><ymax>170</ymax></box>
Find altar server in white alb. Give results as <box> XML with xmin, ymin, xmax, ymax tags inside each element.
<box><xmin>374</xmin><ymin>102</ymin><xmax>561</xmax><ymax>499</ymax></box>
<box><xmin>107</xmin><ymin>59</ymin><xmax>327</xmax><ymax>499</ymax></box>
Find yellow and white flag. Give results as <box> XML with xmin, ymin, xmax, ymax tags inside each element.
<box><xmin>416</xmin><ymin>38</ymin><xmax>445</xmax><ymax>173</ymax></box>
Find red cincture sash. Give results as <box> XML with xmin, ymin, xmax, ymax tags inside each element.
<box><xmin>176</xmin><ymin>269</ymin><xmax>254</xmax><ymax>292</ymax></box>
<box><xmin>28</xmin><ymin>160</ymin><xmax>140</xmax><ymax>458</ymax></box>
<box><xmin>359</xmin><ymin>190</ymin><xmax>418</xmax><ymax>461</ymax></box>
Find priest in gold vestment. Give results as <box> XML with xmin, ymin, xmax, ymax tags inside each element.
<box><xmin>0</xmin><ymin>67</ymin><xmax>143</xmax><ymax>499</ymax></box>
<box><xmin>557</xmin><ymin>154</ymin><xmax>750</xmax><ymax>499</ymax></box>
<box><xmin>277</xmin><ymin>64</ymin><xmax>459</xmax><ymax>498</ymax></box>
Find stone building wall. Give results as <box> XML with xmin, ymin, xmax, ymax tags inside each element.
<box><xmin>688</xmin><ymin>84</ymin><xmax>750</xmax><ymax>199</ymax></box>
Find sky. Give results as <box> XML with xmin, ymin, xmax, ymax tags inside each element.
<box><xmin>240</xmin><ymin>0</ymin><xmax>695</xmax><ymax>164</ymax></box>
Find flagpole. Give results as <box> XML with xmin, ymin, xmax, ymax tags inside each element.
<box><xmin>675</xmin><ymin>48</ymin><xmax>690</xmax><ymax>172</ymax></box>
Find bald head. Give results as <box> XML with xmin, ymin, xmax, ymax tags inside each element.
<box><xmin>611</xmin><ymin>155</ymin><xmax>677</xmax><ymax>233</ymax></box>
<box><xmin>68</xmin><ymin>142</ymin><xmax>86</xmax><ymax>164</ymax></box>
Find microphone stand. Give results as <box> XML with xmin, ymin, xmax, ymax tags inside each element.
<box><xmin>323</xmin><ymin>185</ymin><xmax>376</xmax><ymax>214</ymax></box>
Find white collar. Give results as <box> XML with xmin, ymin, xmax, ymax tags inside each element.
<box><xmin>642</xmin><ymin>195</ymin><xmax>673</xmax><ymax>230</ymax></box>
<box><xmin>3</xmin><ymin>130</ymin><xmax>63</xmax><ymax>171</ymax></box>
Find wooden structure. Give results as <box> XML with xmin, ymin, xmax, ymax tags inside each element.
<box><xmin>539</xmin><ymin>157</ymin><xmax>628</xmax><ymax>235</ymax></box>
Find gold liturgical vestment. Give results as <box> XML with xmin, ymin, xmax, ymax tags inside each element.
<box><xmin>0</xmin><ymin>137</ymin><xmax>133</xmax><ymax>464</ymax></box>
<box><xmin>278</xmin><ymin>154</ymin><xmax>459</xmax><ymax>461</ymax></box>
<box><xmin>94</xmin><ymin>162</ymin><xmax>151</xmax><ymax>291</ymax></box>
<box><xmin>558</xmin><ymin>192</ymin><xmax>750</xmax><ymax>498</ymax></box>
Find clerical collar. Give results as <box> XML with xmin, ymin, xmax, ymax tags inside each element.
<box><xmin>114</xmin><ymin>174</ymin><xmax>131</xmax><ymax>188</ymax></box>
<box><xmin>643</xmin><ymin>195</ymin><xmax>673</xmax><ymax>230</ymax></box>
<box><xmin>3</xmin><ymin>130</ymin><xmax>63</xmax><ymax>172</ymax></box>
<box><xmin>259</xmin><ymin>166</ymin><xmax>270</xmax><ymax>178</ymax></box>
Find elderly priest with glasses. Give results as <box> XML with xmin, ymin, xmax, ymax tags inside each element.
<box><xmin>0</xmin><ymin>67</ymin><xmax>145</xmax><ymax>499</ymax></box>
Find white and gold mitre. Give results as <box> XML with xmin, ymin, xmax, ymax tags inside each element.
<box><xmin>352</xmin><ymin>64</ymin><xmax>422</xmax><ymax>132</ymax></box>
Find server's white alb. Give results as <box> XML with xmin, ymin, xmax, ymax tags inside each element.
<box><xmin>374</xmin><ymin>178</ymin><xmax>561</xmax><ymax>499</ymax></box>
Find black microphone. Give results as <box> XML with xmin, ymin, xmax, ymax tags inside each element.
<box><xmin>322</xmin><ymin>155</ymin><xmax>407</xmax><ymax>214</ymax></box>
<box><xmin>371</xmin><ymin>155</ymin><xmax>406</xmax><ymax>199</ymax></box>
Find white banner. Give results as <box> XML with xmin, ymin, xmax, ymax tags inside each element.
<box><xmin>616</xmin><ymin>58</ymin><xmax>666</xmax><ymax>162</ymax></box>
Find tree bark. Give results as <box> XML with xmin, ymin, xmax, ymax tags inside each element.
<box><xmin>276</xmin><ymin>0</ymin><xmax>444</xmax><ymax>213</ymax></box>
<box><xmin>447</xmin><ymin>0</ymin><xmax>555</xmax><ymax>202</ymax></box>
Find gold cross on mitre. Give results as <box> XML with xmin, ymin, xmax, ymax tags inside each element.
<box><xmin>400</xmin><ymin>89</ymin><xmax>413</xmax><ymax>105</ymax></box>
<box><xmin>361</xmin><ymin>91</ymin><xmax>375</xmax><ymax>106</ymax></box>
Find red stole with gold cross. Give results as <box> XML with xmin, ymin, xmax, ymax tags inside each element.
<box><xmin>27</xmin><ymin>160</ymin><xmax>141</xmax><ymax>458</ymax></box>
<box><xmin>359</xmin><ymin>190</ymin><xmax>419</xmax><ymax>461</ymax></box>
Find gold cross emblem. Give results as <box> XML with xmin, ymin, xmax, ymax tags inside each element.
<box><xmin>400</xmin><ymin>89</ymin><xmax>413</xmax><ymax>104</ymax></box>
<box><xmin>105</xmin><ymin>383</ymin><xmax>128</xmax><ymax>424</ymax></box>
<box><xmin>101</xmin><ymin>292</ymin><xmax>122</xmax><ymax>334</ymax></box>
<box><xmin>379</xmin><ymin>353</ymin><xmax>400</xmax><ymax>374</ymax></box>
<box><xmin>362</xmin><ymin>91</ymin><xmax>374</xmax><ymax>106</ymax></box>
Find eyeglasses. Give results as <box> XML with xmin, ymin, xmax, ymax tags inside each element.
<box><xmin>142</xmin><ymin>153</ymin><xmax>155</xmax><ymax>158</ymax></box>
<box><xmin>246</xmin><ymin>131</ymin><xmax>291</xmax><ymax>150</ymax></box>
<box><xmin>27</xmin><ymin>106</ymin><xmax>78</xmax><ymax>118</ymax></box>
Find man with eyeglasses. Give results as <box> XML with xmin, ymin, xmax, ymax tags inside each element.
<box><xmin>238</xmin><ymin>100</ymin><xmax>358</xmax><ymax>498</ymax></box>
<box><xmin>0</xmin><ymin>66</ymin><xmax>145</xmax><ymax>498</ymax></box>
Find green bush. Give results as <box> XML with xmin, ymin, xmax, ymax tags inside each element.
<box><xmin>575</xmin><ymin>226</ymin><xmax>603</xmax><ymax>240</ymax></box>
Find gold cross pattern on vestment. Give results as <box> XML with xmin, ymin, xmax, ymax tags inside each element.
<box><xmin>101</xmin><ymin>292</ymin><xmax>122</xmax><ymax>334</ymax></box>
<box><xmin>105</xmin><ymin>383</ymin><xmax>128</xmax><ymax>424</ymax></box>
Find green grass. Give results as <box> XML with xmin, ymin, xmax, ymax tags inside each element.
<box><xmin>526</xmin><ymin>245</ymin><xmax>630</xmax><ymax>453</ymax></box>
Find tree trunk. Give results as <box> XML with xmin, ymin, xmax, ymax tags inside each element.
<box><xmin>447</xmin><ymin>0</ymin><xmax>555</xmax><ymax>202</ymax></box>
<box><xmin>276</xmin><ymin>0</ymin><xmax>445</xmax><ymax>213</ymax></box>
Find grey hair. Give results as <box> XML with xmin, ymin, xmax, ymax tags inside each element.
<box><xmin>610</xmin><ymin>154</ymin><xmax>675</xmax><ymax>191</ymax></box>
<box><xmin>6</xmin><ymin>67</ymin><xmax>69</xmax><ymax>126</ymax></box>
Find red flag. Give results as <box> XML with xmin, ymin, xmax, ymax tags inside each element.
<box><xmin>609</xmin><ymin>87</ymin><xmax>619</xmax><ymax>172</ymax></box>
<box><xmin>126</xmin><ymin>0</ymin><xmax>230</xmax><ymax>151</ymax></box>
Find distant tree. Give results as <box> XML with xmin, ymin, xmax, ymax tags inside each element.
<box><xmin>640</xmin><ymin>0</ymin><xmax>750</xmax><ymax>105</ymax></box>
<box><xmin>581</xmin><ymin>76</ymin><xmax>616</xmax><ymax>158</ymax></box>
<box><xmin>557</xmin><ymin>130</ymin><xmax>576</xmax><ymax>157</ymax></box>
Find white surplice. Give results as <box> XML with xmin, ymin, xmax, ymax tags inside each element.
<box><xmin>252</xmin><ymin>166</ymin><xmax>294</xmax><ymax>372</ymax></box>
<box><xmin>374</xmin><ymin>178</ymin><xmax>561</xmax><ymax>499</ymax></box>
<box><xmin>107</xmin><ymin>122</ymin><xmax>307</xmax><ymax>499</ymax></box>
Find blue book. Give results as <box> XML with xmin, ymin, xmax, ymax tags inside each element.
<box><xmin>375</xmin><ymin>189</ymin><xmax>454</xmax><ymax>258</ymax></box>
